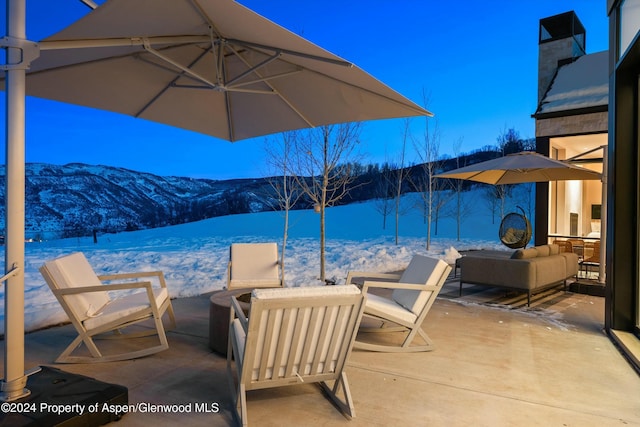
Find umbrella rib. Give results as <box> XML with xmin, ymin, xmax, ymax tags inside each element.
<box><xmin>223</xmin><ymin>38</ymin><xmax>431</xmax><ymax>118</ymax></box>
<box><xmin>225</xmin><ymin>43</ymin><xmax>316</xmax><ymax>128</ymax></box>
<box><xmin>39</xmin><ymin>35</ymin><xmax>210</xmax><ymax>51</ymax></box>
<box><xmin>142</xmin><ymin>39</ymin><xmax>219</xmax><ymax>89</ymax></box>
<box><xmin>227</xmin><ymin>70</ymin><xmax>302</xmax><ymax>90</ymax></box>
<box><xmin>135</xmin><ymin>45</ymin><xmax>213</xmax><ymax>118</ymax></box>
<box><xmin>189</xmin><ymin>0</ymin><xmax>352</xmax><ymax>69</ymax></box>
<box><xmin>226</xmin><ymin>38</ymin><xmax>353</xmax><ymax>68</ymax></box>
<box><xmin>225</xmin><ymin>52</ymin><xmax>280</xmax><ymax>87</ymax></box>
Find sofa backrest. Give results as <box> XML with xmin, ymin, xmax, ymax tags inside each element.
<box><xmin>511</xmin><ymin>244</ymin><xmax>560</xmax><ymax>259</ymax></box>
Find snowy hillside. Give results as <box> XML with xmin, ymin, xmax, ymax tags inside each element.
<box><xmin>0</xmin><ymin>163</ymin><xmax>277</xmax><ymax>240</ymax></box>
<box><xmin>0</xmin><ymin>189</ymin><xmax>530</xmax><ymax>335</ymax></box>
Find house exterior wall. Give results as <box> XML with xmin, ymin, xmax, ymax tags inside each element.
<box><xmin>535</xmin><ymin>112</ymin><xmax>608</xmax><ymax>137</ymax></box>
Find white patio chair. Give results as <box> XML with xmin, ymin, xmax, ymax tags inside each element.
<box><xmin>227</xmin><ymin>242</ymin><xmax>283</xmax><ymax>289</ymax></box>
<box><xmin>39</xmin><ymin>252</ymin><xmax>176</xmax><ymax>363</ymax></box>
<box><xmin>227</xmin><ymin>285</ymin><xmax>365</xmax><ymax>426</ymax></box>
<box><xmin>345</xmin><ymin>255</ymin><xmax>451</xmax><ymax>352</ymax></box>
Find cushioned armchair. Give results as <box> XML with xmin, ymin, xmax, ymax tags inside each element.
<box><xmin>39</xmin><ymin>252</ymin><xmax>176</xmax><ymax>363</ymax></box>
<box><xmin>346</xmin><ymin>255</ymin><xmax>451</xmax><ymax>352</ymax></box>
<box><xmin>227</xmin><ymin>285</ymin><xmax>365</xmax><ymax>426</ymax></box>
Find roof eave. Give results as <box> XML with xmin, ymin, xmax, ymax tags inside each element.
<box><xmin>531</xmin><ymin>104</ymin><xmax>608</xmax><ymax>120</ymax></box>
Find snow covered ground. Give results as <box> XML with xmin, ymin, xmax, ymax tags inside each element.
<box><xmin>0</xmin><ymin>190</ymin><xmax>521</xmax><ymax>334</ymax></box>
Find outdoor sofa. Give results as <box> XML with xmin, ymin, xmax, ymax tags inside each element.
<box><xmin>458</xmin><ymin>244</ymin><xmax>578</xmax><ymax>306</ymax></box>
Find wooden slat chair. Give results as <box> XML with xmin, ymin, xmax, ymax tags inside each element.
<box><xmin>227</xmin><ymin>243</ymin><xmax>283</xmax><ymax>290</ymax></box>
<box><xmin>580</xmin><ymin>240</ymin><xmax>601</xmax><ymax>278</ymax></box>
<box><xmin>39</xmin><ymin>252</ymin><xmax>176</xmax><ymax>363</ymax></box>
<box><xmin>227</xmin><ymin>285</ymin><xmax>365</xmax><ymax>426</ymax></box>
<box><xmin>346</xmin><ymin>255</ymin><xmax>451</xmax><ymax>352</ymax></box>
<box><xmin>553</xmin><ymin>239</ymin><xmax>574</xmax><ymax>254</ymax></box>
<box><xmin>567</xmin><ymin>238</ymin><xmax>585</xmax><ymax>261</ymax></box>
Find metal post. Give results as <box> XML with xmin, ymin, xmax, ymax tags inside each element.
<box><xmin>1</xmin><ymin>0</ymin><xmax>29</xmax><ymax>402</ymax></box>
<box><xmin>599</xmin><ymin>146</ymin><xmax>607</xmax><ymax>284</ymax></box>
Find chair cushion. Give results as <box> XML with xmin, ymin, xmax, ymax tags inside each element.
<box><xmin>392</xmin><ymin>256</ymin><xmax>449</xmax><ymax>315</ymax></box>
<box><xmin>44</xmin><ymin>252</ymin><xmax>111</xmax><ymax>321</ymax></box>
<box><xmin>230</xmin><ymin>278</ymin><xmax>283</xmax><ymax>288</ymax></box>
<box><xmin>230</xmin><ymin>318</ymin><xmax>246</xmax><ymax>370</ymax></box>
<box><xmin>84</xmin><ymin>287</ymin><xmax>168</xmax><ymax>330</ymax></box>
<box><xmin>230</xmin><ymin>243</ymin><xmax>280</xmax><ymax>283</ymax></box>
<box><xmin>252</xmin><ymin>284</ymin><xmax>360</xmax><ymax>299</ymax></box>
<box><xmin>365</xmin><ymin>293</ymin><xmax>417</xmax><ymax>324</ymax></box>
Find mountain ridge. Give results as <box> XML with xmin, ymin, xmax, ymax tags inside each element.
<box><xmin>0</xmin><ymin>163</ymin><xmax>277</xmax><ymax>240</ymax></box>
<box><xmin>0</xmin><ymin>147</ymin><xmax>508</xmax><ymax>241</ymax></box>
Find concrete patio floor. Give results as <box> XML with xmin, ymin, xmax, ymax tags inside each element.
<box><xmin>3</xmin><ymin>277</ymin><xmax>640</xmax><ymax>426</ymax></box>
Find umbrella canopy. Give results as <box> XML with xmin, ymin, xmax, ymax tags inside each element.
<box><xmin>13</xmin><ymin>0</ymin><xmax>431</xmax><ymax>141</ymax></box>
<box><xmin>435</xmin><ymin>151</ymin><xmax>602</xmax><ymax>185</ymax></box>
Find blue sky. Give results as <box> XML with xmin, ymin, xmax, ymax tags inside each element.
<box><xmin>1</xmin><ymin>1</ymin><xmax>609</xmax><ymax>179</ymax></box>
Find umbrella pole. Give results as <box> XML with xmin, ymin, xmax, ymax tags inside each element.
<box><xmin>1</xmin><ymin>0</ymin><xmax>35</xmax><ymax>402</ymax></box>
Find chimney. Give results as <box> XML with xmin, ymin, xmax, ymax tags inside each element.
<box><xmin>537</xmin><ymin>11</ymin><xmax>586</xmax><ymax>103</ymax></box>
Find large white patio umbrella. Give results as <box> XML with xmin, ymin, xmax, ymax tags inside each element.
<box><xmin>15</xmin><ymin>0</ymin><xmax>432</xmax><ymax>141</ymax></box>
<box><xmin>1</xmin><ymin>0</ymin><xmax>431</xmax><ymax>401</ymax></box>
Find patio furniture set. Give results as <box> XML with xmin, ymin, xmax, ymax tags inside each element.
<box><xmin>39</xmin><ymin>244</ymin><xmax>451</xmax><ymax>426</ymax></box>
<box><xmin>38</xmin><ymin>240</ymin><xmax>591</xmax><ymax>424</ymax></box>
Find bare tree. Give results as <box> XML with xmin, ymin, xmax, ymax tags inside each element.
<box><xmin>387</xmin><ymin>120</ymin><xmax>412</xmax><ymax>245</ymax></box>
<box><xmin>448</xmin><ymin>138</ymin><xmax>474</xmax><ymax>241</ymax></box>
<box><xmin>409</xmin><ymin>110</ymin><xmax>448</xmax><ymax>250</ymax></box>
<box><xmin>494</xmin><ymin>184</ymin><xmax>512</xmax><ymax>219</ymax></box>
<box><xmin>373</xmin><ymin>162</ymin><xmax>395</xmax><ymax>230</ymax></box>
<box><xmin>482</xmin><ymin>184</ymin><xmax>500</xmax><ymax>225</ymax></box>
<box><xmin>263</xmin><ymin>131</ymin><xmax>303</xmax><ymax>281</ymax></box>
<box><xmin>291</xmin><ymin>123</ymin><xmax>362</xmax><ymax>282</ymax></box>
<box><xmin>431</xmin><ymin>187</ymin><xmax>449</xmax><ymax>236</ymax></box>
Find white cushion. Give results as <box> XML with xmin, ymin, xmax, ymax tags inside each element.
<box><xmin>365</xmin><ymin>293</ymin><xmax>417</xmax><ymax>324</ymax></box>
<box><xmin>84</xmin><ymin>287</ymin><xmax>168</xmax><ymax>330</ymax></box>
<box><xmin>230</xmin><ymin>278</ymin><xmax>283</xmax><ymax>288</ymax></box>
<box><xmin>44</xmin><ymin>252</ymin><xmax>110</xmax><ymax>321</ymax></box>
<box><xmin>230</xmin><ymin>318</ymin><xmax>246</xmax><ymax>370</ymax></box>
<box><xmin>392</xmin><ymin>255</ymin><xmax>449</xmax><ymax>315</ymax></box>
<box><xmin>253</xmin><ymin>284</ymin><xmax>360</xmax><ymax>299</ymax></box>
<box><xmin>230</xmin><ymin>243</ymin><xmax>280</xmax><ymax>282</ymax></box>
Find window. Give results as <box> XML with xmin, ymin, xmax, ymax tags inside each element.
<box><xmin>620</xmin><ymin>0</ymin><xmax>640</xmax><ymax>58</ymax></box>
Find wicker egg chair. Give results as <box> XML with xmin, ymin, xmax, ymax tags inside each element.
<box><xmin>499</xmin><ymin>206</ymin><xmax>532</xmax><ymax>249</ymax></box>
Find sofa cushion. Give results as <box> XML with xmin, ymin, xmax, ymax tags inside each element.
<box><xmin>511</xmin><ymin>248</ymin><xmax>538</xmax><ymax>259</ymax></box>
<box><xmin>532</xmin><ymin>256</ymin><xmax>567</xmax><ymax>287</ymax></box>
<box><xmin>560</xmin><ymin>252</ymin><xmax>579</xmax><ymax>276</ymax></box>
<box><xmin>548</xmin><ymin>244</ymin><xmax>560</xmax><ymax>255</ymax></box>
<box><xmin>536</xmin><ymin>245</ymin><xmax>551</xmax><ymax>257</ymax></box>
